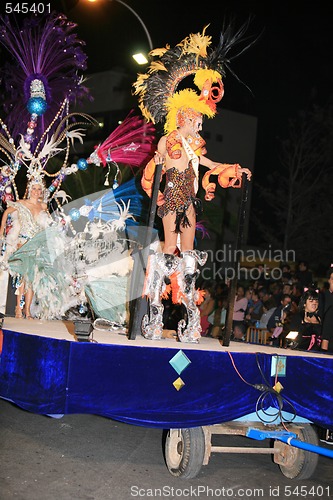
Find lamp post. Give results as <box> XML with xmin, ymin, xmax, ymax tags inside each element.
<box><xmin>112</xmin><ymin>0</ymin><xmax>153</xmax><ymax>51</ymax></box>
<box><xmin>86</xmin><ymin>0</ymin><xmax>153</xmax><ymax>61</ymax></box>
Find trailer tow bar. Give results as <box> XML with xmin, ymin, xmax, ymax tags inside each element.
<box><xmin>246</xmin><ymin>428</ymin><xmax>333</xmax><ymax>459</ymax></box>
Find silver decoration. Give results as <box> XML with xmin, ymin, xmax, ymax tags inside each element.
<box><xmin>30</xmin><ymin>79</ymin><xmax>46</xmax><ymax>99</ymax></box>
<box><xmin>177</xmin><ymin>250</ymin><xmax>208</xmax><ymax>343</ymax></box>
<box><xmin>142</xmin><ymin>252</ymin><xmax>180</xmax><ymax>340</ymax></box>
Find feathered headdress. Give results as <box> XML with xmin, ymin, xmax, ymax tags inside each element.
<box><xmin>133</xmin><ymin>21</ymin><xmax>256</xmax><ymax>134</ymax></box>
<box><xmin>0</xmin><ymin>12</ymin><xmax>94</xmax><ymax>204</ymax></box>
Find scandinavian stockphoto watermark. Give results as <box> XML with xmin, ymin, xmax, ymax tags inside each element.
<box><xmin>201</xmin><ymin>244</ymin><xmax>296</xmax><ymax>282</ymax></box>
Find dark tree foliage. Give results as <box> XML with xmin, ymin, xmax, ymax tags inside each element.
<box><xmin>251</xmin><ymin>99</ymin><xmax>333</xmax><ymax>273</ymax></box>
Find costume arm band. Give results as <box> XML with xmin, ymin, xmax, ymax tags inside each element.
<box><xmin>141</xmin><ymin>158</ymin><xmax>165</xmax><ymax>204</ymax></box>
<box><xmin>202</xmin><ymin>164</ymin><xmax>242</xmax><ymax>201</ymax></box>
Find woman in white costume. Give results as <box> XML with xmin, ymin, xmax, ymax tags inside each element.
<box><xmin>0</xmin><ymin>181</ymin><xmax>52</xmax><ymax>318</ymax></box>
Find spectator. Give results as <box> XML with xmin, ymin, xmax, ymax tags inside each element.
<box><xmin>319</xmin><ymin>268</ymin><xmax>333</xmax><ymax>315</ymax></box>
<box><xmin>258</xmin><ymin>287</ymin><xmax>273</xmax><ymax>305</ymax></box>
<box><xmin>282</xmin><ymin>282</ymin><xmax>293</xmax><ymax>297</ymax></box>
<box><xmin>276</xmin><ymin>282</ymin><xmax>298</xmax><ymax>314</ymax></box>
<box><xmin>291</xmin><ymin>282</ymin><xmax>303</xmax><ymax>307</ymax></box>
<box><xmin>281</xmin><ymin>263</ymin><xmax>293</xmax><ymax>284</ymax></box>
<box><xmin>214</xmin><ymin>281</ymin><xmax>228</xmax><ymax>299</ymax></box>
<box><xmin>321</xmin><ymin>307</ymin><xmax>333</xmax><ymax>353</ymax></box>
<box><xmin>267</xmin><ymin>293</ymin><xmax>293</xmax><ymax>346</ymax></box>
<box><xmin>255</xmin><ymin>264</ymin><xmax>270</xmax><ymax>286</ymax></box>
<box><xmin>295</xmin><ymin>260</ymin><xmax>313</xmax><ymax>290</ymax></box>
<box><xmin>245</xmin><ymin>287</ymin><xmax>254</xmax><ymax>308</ymax></box>
<box><xmin>245</xmin><ymin>290</ymin><xmax>263</xmax><ymax>326</ymax></box>
<box><xmin>232</xmin><ymin>285</ymin><xmax>248</xmax><ymax>340</ymax></box>
<box><xmin>281</xmin><ymin>263</ymin><xmax>292</xmax><ymax>274</ymax></box>
<box><xmin>209</xmin><ymin>295</ymin><xmax>228</xmax><ymax>339</ymax></box>
<box><xmin>320</xmin><ymin>268</ymin><xmax>333</xmax><ymax>352</ymax></box>
<box><xmin>286</xmin><ymin>288</ymin><xmax>322</xmax><ymax>351</ymax></box>
<box><xmin>271</xmin><ymin>282</ymin><xmax>283</xmax><ymax>306</ymax></box>
<box><xmin>257</xmin><ymin>297</ymin><xmax>277</xmax><ymax>329</ymax></box>
<box><xmin>199</xmin><ymin>284</ymin><xmax>216</xmax><ymax>336</ymax></box>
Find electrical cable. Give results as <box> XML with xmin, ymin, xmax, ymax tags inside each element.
<box><xmin>227</xmin><ymin>351</ymin><xmax>297</xmax><ymax>425</ymax></box>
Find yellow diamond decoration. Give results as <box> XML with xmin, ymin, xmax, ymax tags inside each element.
<box><xmin>173</xmin><ymin>377</ymin><xmax>185</xmax><ymax>391</ymax></box>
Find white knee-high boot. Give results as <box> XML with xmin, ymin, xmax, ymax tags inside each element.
<box><xmin>141</xmin><ymin>253</ymin><xmax>180</xmax><ymax>340</ymax></box>
<box><xmin>177</xmin><ymin>250</ymin><xmax>207</xmax><ymax>343</ymax></box>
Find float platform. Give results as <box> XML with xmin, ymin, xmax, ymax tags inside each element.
<box><xmin>0</xmin><ymin>317</ymin><xmax>332</xmax><ymax>430</ymax></box>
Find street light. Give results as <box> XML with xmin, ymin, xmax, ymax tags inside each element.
<box><xmin>85</xmin><ymin>0</ymin><xmax>153</xmax><ymax>64</ymax></box>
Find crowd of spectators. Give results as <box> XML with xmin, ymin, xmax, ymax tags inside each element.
<box><xmin>197</xmin><ymin>260</ymin><xmax>333</xmax><ymax>354</ymax></box>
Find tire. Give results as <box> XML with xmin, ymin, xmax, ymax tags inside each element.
<box><xmin>278</xmin><ymin>425</ymin><xmax>319</xmax><ymax>480</ymax></box>
<box><xmin>164</xmin><ymin>427</ymin><xmax>205</xmax><ymax>479</ymax></box>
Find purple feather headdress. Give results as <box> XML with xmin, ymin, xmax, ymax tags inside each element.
<box><xmin>0</xmin><ymin>12</ymin><xmax>155</xmax><ymax>209</ymax></box>
<box><xmin>0</xmin><ymin>11</ymin><xmax>95</xmax><ymax>204</ymax></box>
<box><xmin>0</xmin><ymin>12</ymin><xmax>90</xmax><ymax>140</ymax></box>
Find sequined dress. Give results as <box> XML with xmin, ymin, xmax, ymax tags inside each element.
<box><xmin>10</xmin><ymin>201</ymin><xmax>51</xmax><ymax>243</ymax></box>
<box><xmin>1</xmin><ymin>201</ymin><xmax>51</xmax><ymax>261</ymax></box>
<box><xmin>157</xmin><ymin>164</ymin><xmax>197</xmax><ymax>232</ymax></box>
<box><xmin>2</xmin><ymin>202</ymin><xmax>73</xmax><ymax>319</ymax></box>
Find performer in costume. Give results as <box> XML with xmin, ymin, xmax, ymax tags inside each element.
<box><xmin>0</xmin><ymin>12</ymin><xmax>94</xmax><ymax>318</ymax></box>
<box><xmin>133</xmin><ymin>24</ymin><xmax>253</xmax><ymax>342</ymax></box>
<box><xmin>153</xmin><ymin>108</ymin><xmax>251</xmax><ymax>253</ymax></box>
<box><xmin>0</xmin><ymin>180</ymin><xmax>52</xmax><ymax>318</ymax></box>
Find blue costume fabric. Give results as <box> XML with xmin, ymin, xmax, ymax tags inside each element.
<box><xmin>82</xmin><ymin>177</ymin><xmax>148</xmax><ymax>225</ymax></box>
